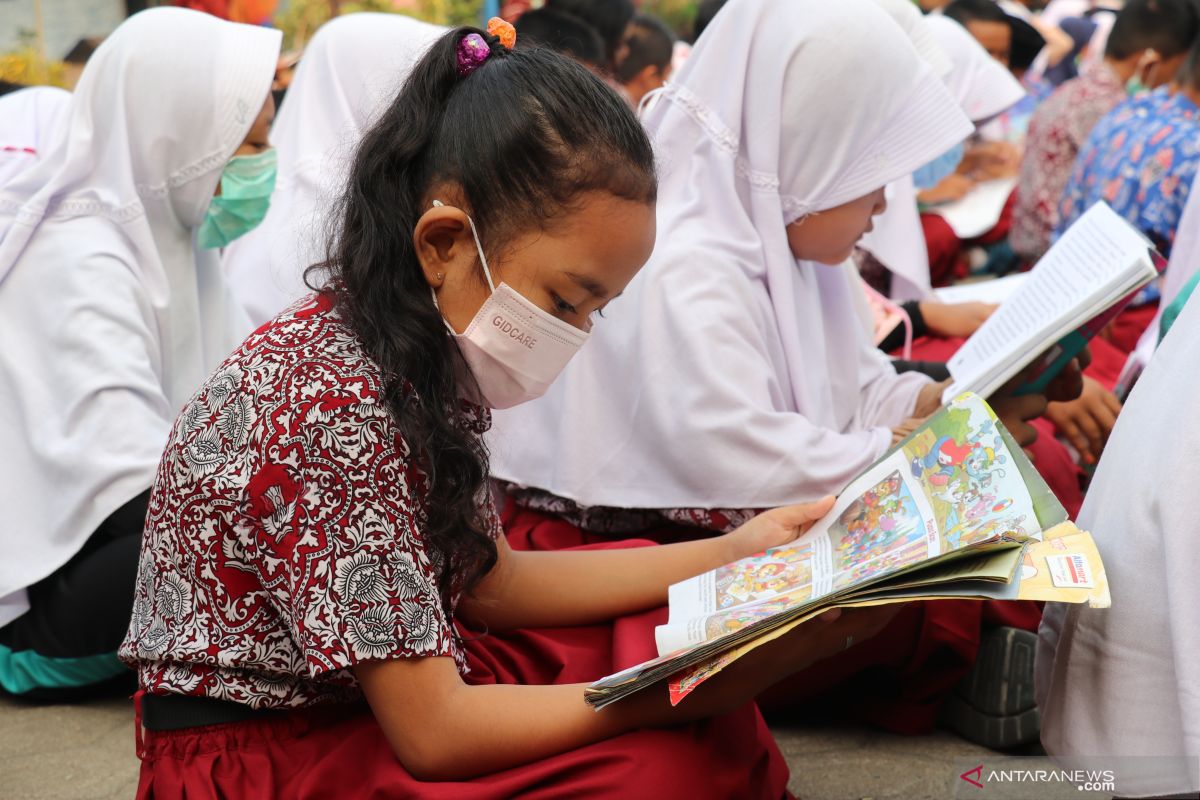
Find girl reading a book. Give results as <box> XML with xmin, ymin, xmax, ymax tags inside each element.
<box><xmin>0</xmin><ymin>9</ymin><xmax>279</xmax><ymax>701</ymax></box>
<box><xmin>121</xmin><ymin>24</ymin><xmax>898</xmax><ymax>796</ymax></box>
<box><xmin>489</xmin><ymin>0</ymin><xmax>1086</xmax><ymax>748</ymax></box>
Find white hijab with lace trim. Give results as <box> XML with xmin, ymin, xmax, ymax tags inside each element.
<box><xmin>487</xmin><ymin>0</ymin><xmax>972</xmax><ymax>509</ymax></box>
<box><xmin>221</xmin><ymin>13</ymin><xmax>445</xmax><ymax>325</ymax></box>
<box><xmin>0</xmin><ymin>8</ymin><xmax>279</xmax><ymax>627</ymax></box>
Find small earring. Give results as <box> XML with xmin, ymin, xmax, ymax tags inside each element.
<box><xmin>436</xmin><ymin>272</ymin><xmax>444</xmax><ymax>281</ymax></box>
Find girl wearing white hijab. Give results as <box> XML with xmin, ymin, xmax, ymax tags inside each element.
<box><xmin>489</xmin><ymin>0</ymin><xmax>1047</xmax><ymax>516</ymax></box>
<box><xmin>0</xmin><ymin>8</ymin><xmax>280</xmax><ymax>698</ymax></box>
<box><xmin>490</xmin><ymin>0</ymin><xmax>1085</xmax><ymax>747</ymax></box>
<box><xmin>0</xmin><ymin>86</ymin><xmax>71</xmax><ymax>188</ymax></box>
<box><xmin>221</xmin><ymin>13</ymin><xmax>445</xmax><ymax>326</ymax></box>
<box><xmin>1037</xmin><ymin>288</ymin><xmax>1200</xmax><ymax>799</ymax></box>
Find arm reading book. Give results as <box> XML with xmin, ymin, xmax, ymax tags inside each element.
<box><xmin>459</xmin><ymin>499</ymin><xmax>835</xmax><ymax>631</ymax></box>
<box><xmin>945</xmin><ymin>202</ymin><xmax>1158</xmax><ymax>402</ymax></box>
<box><xmin>357</xmin><ymin>605</ymin><xmax>898</xmax><ymax>780</ymax></box>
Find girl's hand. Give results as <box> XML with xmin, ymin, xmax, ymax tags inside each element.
<box><xmin>722</xmin><ymin>497</ymin><xmax>836</xmax><ymax>564</ymax></box>
<box><xmin>919</xmin><ymin>300</ymin><xmax>997</xmax><ymax>339</ymax></box>
<box><xmin>1044</xmin><ymin>375</ymin><xmax>1122</xmax><ymax>465</ymax></box>
<box><xmin>959</xmin><ymin>141</ymin><xmax>1021</xmax><ymax>180</ymax></box>
<box><xmin>986</xmin><ymin>393</ymin><xmax>1046</xmax><ymax>447</ymax></box>
<box><xmin>986</xmin><ymin>348</ymin><xmax>1089</xmax><ymax>446</ymax></box>
<box><xmin>918</xmin><ymin>173</ymin><xmax>975</xmax><ymax>206</ymax></box>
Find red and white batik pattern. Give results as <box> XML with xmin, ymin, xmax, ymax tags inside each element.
<box><xmin>120</xmin><ymin>294</ymin><xmax>493</xmax><ymax>709</ymax></box>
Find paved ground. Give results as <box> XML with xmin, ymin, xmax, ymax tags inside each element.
<box><xmin>0</xmin><ymin>694</ymin><xmax>1001</xmax><ymax>799</ymax></box>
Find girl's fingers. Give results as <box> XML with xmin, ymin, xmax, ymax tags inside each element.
<box><xmin>1076</xmin><ymin>411</ymin><xmax>1103</xmax><ymax>460</ymax></box>
<box><xmin>1103</xmin><ymin>391</ymin><xmax>1124</xmax><ymax>417</ymax></box>
<box><xmin>1061</xmin><ymin>421</ymin><xmax>1092</xmax><ymax>464</ymax></box>
<box><xmin>768</xmin><ymin>496</ymin><xmax>836</xmax><ymax>530</ymax></box>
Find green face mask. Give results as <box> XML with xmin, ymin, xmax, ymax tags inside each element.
<box><xmin>197</xmin><ymin>148</ymin><xmax>277</xmax><ymax>249</ymax></box>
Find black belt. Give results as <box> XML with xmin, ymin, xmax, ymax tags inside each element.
<box><xmin>141</xmin><ymin>693</ymin><xmax>283</xmax><ymax>731</ymax></box>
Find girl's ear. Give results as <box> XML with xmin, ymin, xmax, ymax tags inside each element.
<box><xmin>414</xmin><ymin>203</ymin><xmax>475</xmax><ymax>289</ymax></box>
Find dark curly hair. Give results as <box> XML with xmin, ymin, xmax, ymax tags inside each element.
<box><xmin>309</xmin><ymin>28</ymin><xmax>656</xmax><ymax>604</ymax></box>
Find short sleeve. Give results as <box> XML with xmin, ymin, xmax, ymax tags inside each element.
<box><xmin>242</xmin><ymin>359</ymin><xmax>463</xmax><ymax>678</ymax></box>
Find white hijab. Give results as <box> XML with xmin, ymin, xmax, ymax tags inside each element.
<box><xmin>926</xmin><ymin>16</ymin><xmax>1026</xmax><ymax>123</ymax></box>
<box><xmin>872</xmin><ymin>0</ymin><xmax>954</xmax><ymax>79</ymax></box>
<box><xmin>861</xmin><ymin>16</ymin><xmax>1025</xmax><ymax>301</ymax></box>
<box><xmin>487</xmin><ymin>0</ymin><xmax>972</xmax><ymax>510</ymax></box>
<box><xmin>1131</xmin><ymin>168</ymin><xmax>1200</xmax><ymax>366</ymax></box>
<box><xmin>0</xmin><ymin>8</ymin><xmax>279</xmax><ymax>628</ymax></box>
<box><xmin>1037</xmin><ymin>283</ymin><xmax>1200</xmax><ymax>798</ymax></box>
<box><xmin>0</xmin><ymin>87</ymin><xmax>71</xmax><ymax>188</ymax></box>
<box><xmin>221</xmin><ymin>14</ymin><xmax>445</xmax><ymax>326</ymax></box>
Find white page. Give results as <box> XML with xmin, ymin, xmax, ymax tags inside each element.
<box><xmin>944</xmin><ymin>202</ymin><xmax>1153</xmax><ymax>402</ymax></box>
<box><xmin>935</xmin><ymin>272</ymin><xmax>1029</xmax><ymax>306</ymax></box>
<box><xmin>930</xmin><ymin>177</ymin><xmax>1018</xmax><ymax>239</ymax></box>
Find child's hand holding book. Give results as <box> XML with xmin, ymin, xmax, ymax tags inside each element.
<box><xmin>719</xmin><ymin>496</ymin><xmax>836</xmax><ymax>567</ymax></box>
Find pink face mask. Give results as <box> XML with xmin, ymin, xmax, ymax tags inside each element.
<box><xmin>430</xmin><ymin>201</ymin><xmax>589</xmax><ymax>409</ymax></box>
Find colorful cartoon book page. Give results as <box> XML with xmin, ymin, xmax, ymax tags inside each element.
<box><xmin>655</xmin><ymin>393</ymin><xmax>1037</xmax><ymax>655</ymax></box>
<box><xmin>664</xmin><ymin>525</ymin><xmax>1110</xmax><ymax>707</ymax></box>
<box><xmin>944</xmin><ymin>200</ymin><xmax>1160</xmax><ymax>403</ymax></box>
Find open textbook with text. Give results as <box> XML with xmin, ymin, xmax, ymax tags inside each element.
<box><xmin>942</xmin><ymin>201</ymin><xmax>1164</xmax><ymax>403</ymax></box>
<box><xmin>585</xmin><ymin>393</ymin><xmax>1110</xmax><ymax>710</ymax></box>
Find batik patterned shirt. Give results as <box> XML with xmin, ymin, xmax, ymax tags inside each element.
<box><xmin>1056</xmin><ymin>88</ymin><xmax>1200</xmax><ymax>257</ymax></box>
<box><xmin>119</xmin><ymin>294</ymin><xmax>494</xmax><ymax>709</ymax></box>
<box><xmin>1011</xmin><ymin>63</ymin><xmax>1127</xmax><ymax>261</ymax></box>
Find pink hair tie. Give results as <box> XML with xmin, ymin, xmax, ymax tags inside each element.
<box><xmin>457</xmin><ymin>33</ymin><xmax>491</xmax><ymax>77</ymax></box>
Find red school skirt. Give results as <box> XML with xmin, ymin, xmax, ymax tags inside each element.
<box><xmin>134</xmin><ymin>544</ymin><xmax>791</xmax><ymax>799</ymax></box>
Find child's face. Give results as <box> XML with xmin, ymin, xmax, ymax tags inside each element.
<box><xmin>965</xmin><ymin>20</ymin><xmax>1011</xmax><ymax>68</ymax></box>
<box><xmin>233</xmin><ymin>92</ymin><xmax>275</xmax><ymax>158</ymax></box>
<box><xmin>420</xmin><ymin>191</ymin><xmax>656</xmax><ymax>335</ymax></box>
<box><xmin>785</xmin><ymin>187</ymin><xmax>886</xmax><ymax>265</ymax></box>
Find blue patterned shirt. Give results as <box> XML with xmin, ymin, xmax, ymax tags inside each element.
<box><xmin>1056</xmin><ymin>88</ymin><xmax>1200</xmax><ymax>257</ymax></box>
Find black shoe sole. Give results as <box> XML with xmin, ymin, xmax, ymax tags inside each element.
<box><xmin>941</xmin><ymin>626</ymin><xmax>1040</xmax><ymax>750</ymax></box>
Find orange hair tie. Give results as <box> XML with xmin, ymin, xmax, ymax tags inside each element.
<box><xmin>487</xmin><ymin>16</ymin><xmax>516</xmax><ymax>50</ymax></box>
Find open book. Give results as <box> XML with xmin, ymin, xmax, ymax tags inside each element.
<box><xmin>941</xmin><ymin>201</ymin><xmax>1163</xmax><ymax>404</ymax></box>
<box><xmin>927</xmin><ymin>177</ymin><xmax>1018</xmax><ymax>240</ymax></box>
<box><xmin>934</xmin><ymin>272</ymin><xmax>1029</xmax><ymax>306</ymax></box>
<box><xmin>585</xmin><ymin>393</ymin><xmax>1110</xmax><ymax>711</ymax></box>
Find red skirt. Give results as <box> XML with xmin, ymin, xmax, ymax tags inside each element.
<box><xmin>921</xmin><ymin>191</ymin><xmax>1017</xmax><ymax>287</ymax></box>
<box><xmin>504</xmin><ymin>506</ymin><xmax>1042</xmax><ymax>737</ymax></box>
<box><xmin>134</xmin><ymin>548</ymin><xmax>790</xmax><ymax>799</ymax></box>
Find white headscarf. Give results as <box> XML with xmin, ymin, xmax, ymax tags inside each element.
<box><xmin>872</xmin><ymin>0</ymin><xmax>954</xmax><ymax>79</ymax></box>
<box><xmin>860</xmin><ymin>15</ymin><xmax>1026</xmax><ymax>301</ymax></box>
<box><xmin>1037</xmin><ymin>283</ymin><xmax>1200</xmax><ymax>798</ymax></box>
<box><xmin>221</xmin><ymin>14</ymin><xmax>445</xmax><ymax>326</ymax></box>
<box><xmin>487</xmin><ymin>0</ymin><xmax>972</xmax><ymax>510</ymax></box>
<box><xmin>0</xmin><ymin>87</ymin><xmax>71</xmax><ymax>187</ymax></box>
<box><xmin>0</xmin><ymin>8</ymin><xmax>279</xmax><ymax>628</ymax></box>
<box><xmin>926</xmin><ymin>16</ymin><xmax>1026</xmax><ymax>123</ymax></box>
